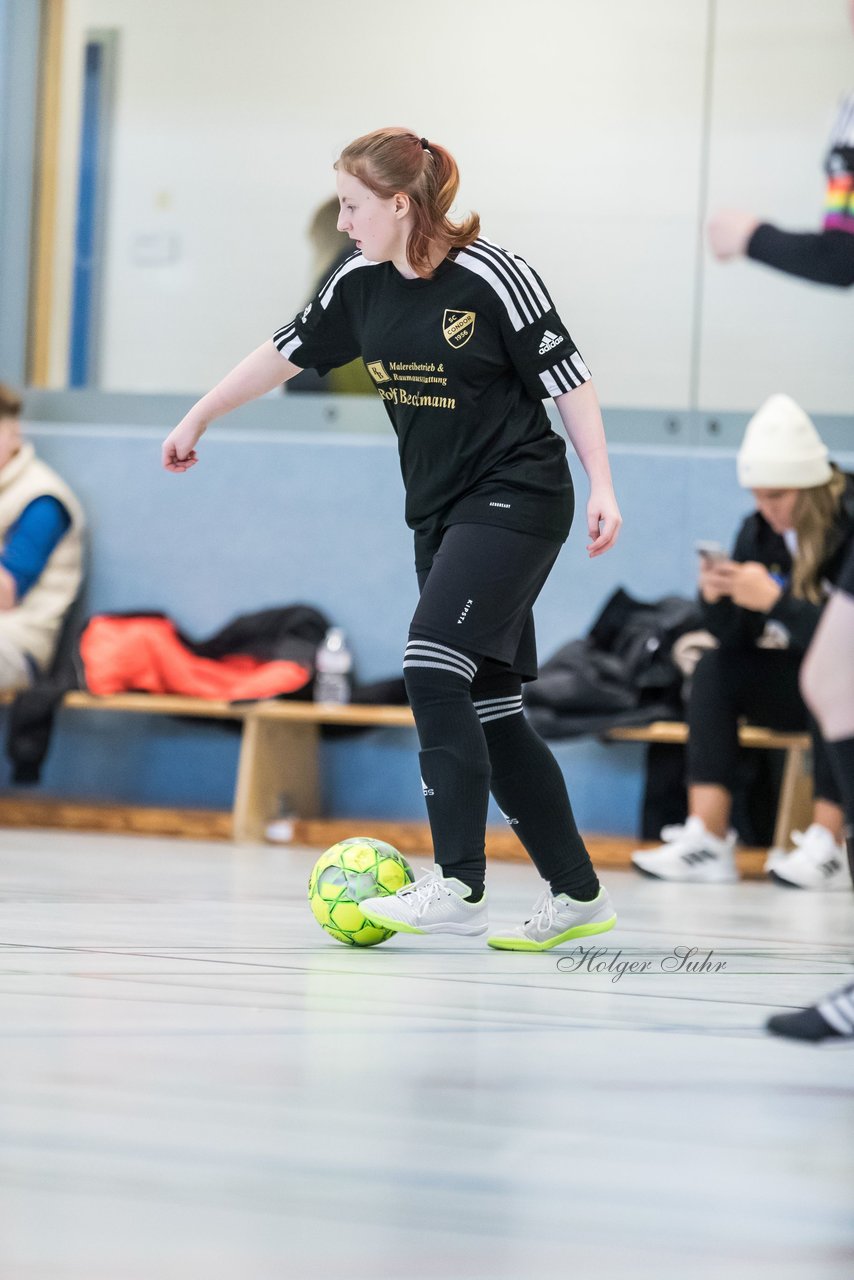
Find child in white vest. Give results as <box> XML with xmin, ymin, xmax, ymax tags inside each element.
<box><xmin>0</xmin><ymin>383</ymin><xmax>85</xmax><ymax>689</ymax></box>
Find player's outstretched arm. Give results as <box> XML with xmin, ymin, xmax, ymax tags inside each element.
<box><xmin>161</xmin><ymin>340</ymin><xmax>302</xmax><ymax>472</ymax></box>
<box><xmin>554</xmin><ymin>381</ymin><xmax>622</xmax><ymax>558</ymax></box>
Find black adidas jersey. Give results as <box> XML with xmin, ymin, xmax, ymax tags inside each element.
<box><xmin>274</xmin><ymin>238</ymin><xmax>590</xmax><ymax>568</ymax></box>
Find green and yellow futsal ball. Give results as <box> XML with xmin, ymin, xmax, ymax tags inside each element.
<box><xmin>308</xmin><ymin>837</ymin><xmax>414</xmax><ymax>946</ymax></box>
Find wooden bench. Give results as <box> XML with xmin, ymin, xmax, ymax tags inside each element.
<box><xmin>0</xmin><ymin>692</ymin><xmax>416</xmax><ymax>842</ymax></box>
<box><xmin>0</xmin><ymin>694</ymin><xmax>811</xmax><ymax>847</ymax></box>
<box><xmin>606</xmin><ymin>721</ymin><xmax>812</xmax><ymax>849</ymax></box>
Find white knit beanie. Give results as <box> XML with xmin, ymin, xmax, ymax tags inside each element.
<box><xmin>737</xmin><ymin>394</ymin><xmax>832</xmax><ymax>489</ymax></box>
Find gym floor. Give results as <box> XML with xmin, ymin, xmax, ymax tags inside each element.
<box><xmin>1</xmin><ymin>829</ymin><xmax>852</xmax><ymax>1280</ymax></box>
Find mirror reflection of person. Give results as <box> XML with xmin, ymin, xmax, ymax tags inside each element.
<box><xmin>632</xmin><ymin>396</ymin><xmax>853</xmax><ymax>890</ymax></box>
<box><xmin>0</xmin><ymin>383</ymin><xmax>85</xmax><ymax>689</ymax></box>
<box><xmin>161</xmin><ymin>126</ymin><xmax>623</xmax><ymax>952</ymax></box>
<box><xmin>709</xmin><ymin>3</ymin><xmax>854</xmax><ymax>1041</ymax></box>
<box><xmin>287</xmin><ymin>196</ymin><xmax>374</xmax><ymax>395</ymax></box>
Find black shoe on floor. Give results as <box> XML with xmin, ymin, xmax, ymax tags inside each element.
<box><xmin>766</xmin><ymin>981</ymin><xmax>854</xmax><ymax>1042</ymax></box>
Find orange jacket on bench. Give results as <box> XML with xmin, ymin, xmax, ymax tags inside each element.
<box><xmin>81</xmin><ymin>615</ymin><xmax>310</xmax><ymax>700</ymax></box>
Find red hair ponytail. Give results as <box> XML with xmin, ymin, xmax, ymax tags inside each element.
<box><xmin>335</xmin><ymin>127</ymin><xmax>480</xmax><ymax>278</ymax></box>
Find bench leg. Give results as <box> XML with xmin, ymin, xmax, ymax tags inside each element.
<box><xmin>232</xmin><ymin>717</ymin><xmax>321</xmax><ymax>843</ymax></box>
<box><xmin>773</xmin><ymin>745</ymin><xmax>814</xmax><ymax>850</ymax></box>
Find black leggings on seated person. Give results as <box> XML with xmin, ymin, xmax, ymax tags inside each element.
<box><xmin>686</xmin><ymin>646</ymin><xmax>841</xmax><ymax>806</ymax></box>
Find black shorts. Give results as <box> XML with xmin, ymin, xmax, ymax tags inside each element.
<box><xmin>838</xmin><ymin>541</ymin><xmax>854</xmax><ymax>599</ymax></box>
<box><xmin>410</xmin><ymin>523</ymin><xmax>562</xmax><ymax>682</ymax></box>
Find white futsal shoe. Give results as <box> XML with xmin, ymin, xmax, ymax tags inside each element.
<box><xmin>488</xmin><ymin>886</ymin><xmax>617</xmax><ymax>952</ymax></box>
<box><xmin>631</xmin><ymin>816</ymin><xmax>739</xmax><ymax>883</ymax></box>
<box><xmin>765</xmin><ymin>824</ymin><xmax>851</xmax><ymax>891</ymax></box>
<box><xmin>359</xmin><ymin>864</ymin><xmax>488</xmax><ymax>936</ymax></box>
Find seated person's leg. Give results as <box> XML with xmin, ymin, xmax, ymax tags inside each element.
<box><xmin>632</xmin><ymin>648</ymin><xmax>744</xmax><ymax>881</ymax></box>
<box><xmin>766</xmin><ymin>720</ymin><xmax>849</xmax><ymax>891</ymax></box>
<box><xmin>632</xmin><ymin>647</ymin><xmax>807</xmax><ymax>882</ymax></box>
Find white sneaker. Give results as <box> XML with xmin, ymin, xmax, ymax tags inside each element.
<box><xmin>488</xmin><ymin>886</ymin><xmax>617</xmax><ymax>952</ymax></box>
<box><xmin>359</xmin><ymin>865</ymin><xmax>488</xmax><ymax>936</ymax></box>
<box><xmin>765</xmin><ymin>824</ymin><xmax>851</xmax><ymax>892</ymax></box>
<box><xmin>631</xmin><ymin>816</ymin><xmax>739</xmax><ymax>883</ymax></box>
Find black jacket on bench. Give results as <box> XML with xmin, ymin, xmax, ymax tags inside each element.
<box><xmin>523</xmin><ymin>588</ymin><xmax>703</xmax><ymax>739</ymax></box>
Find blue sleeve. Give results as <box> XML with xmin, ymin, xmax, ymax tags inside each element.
<box><xmin>0</xmin><ymin>496</ymin><xmax>72</xmax><ymax>599</ymax></box>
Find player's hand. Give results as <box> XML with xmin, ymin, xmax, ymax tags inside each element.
<box><xmin>727</xmin><ymin>561</ymin><xmax>782</xmax><ymax>612</ymax></box>
<box><xmin>162</xmin><ymin>415</ymin><xmax>206</xmax><ymax>472</ymax></box>
<box><xmin>707</xmin><ymin>210</ymin><xmax>761</xmax><ymax>261</ymax></box>
<box><xmin>587</xmin><ymin>486</ymin><xmax>622</xmax><ymax>558</ymax></box>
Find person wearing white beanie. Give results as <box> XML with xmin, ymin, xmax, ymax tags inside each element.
<box><xmin>736</xmin><ymin>393</ymin><xmax>833</xmax><ymax>491</ymax></box>
<box><xmin>632</xmin><ymin>394</ymin><xmax>854</xmax><ymax>895</ymax></box>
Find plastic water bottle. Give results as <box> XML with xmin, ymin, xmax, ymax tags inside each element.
<box><xmin>265</xmin><ymin>793</ymin><xmax>297</xmax><ymax>844</ymax></box>
<box><xmin>314</xmin><ymin>627</ymin><xmax>352</xmax><ymax>704</ymax></box>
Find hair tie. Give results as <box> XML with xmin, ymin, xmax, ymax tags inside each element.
<box><xmin>419</xmin><ymin>137</ymin><xmax>430</xmax><ymax>151</ymax></box>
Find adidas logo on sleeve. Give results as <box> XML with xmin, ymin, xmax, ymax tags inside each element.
<box><xmin>538</xmin><ymin>329</ymin><xmax>563</xmax><ymax>355</ymax></box>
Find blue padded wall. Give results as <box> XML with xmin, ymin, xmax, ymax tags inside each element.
<box><xmin>5</xmin><ymin>421</ymin><xmax>851</xmax><ymax>836</ymax></box>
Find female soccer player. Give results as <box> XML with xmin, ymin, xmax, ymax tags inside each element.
<box><xmin>708</xmin><ymin>4</ymin><xmax>854</xmax><ymax>1037</ymax></box>
<box><xmin>162</xmin><ymin>127</ymin><xmax>621</xmax><ymax>951</ymax></box>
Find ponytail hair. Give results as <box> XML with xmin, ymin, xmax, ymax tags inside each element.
<box><xmin>335</xmin><ymin>127</ymin><xmax>480</xmax><ymax>278</ymax></box>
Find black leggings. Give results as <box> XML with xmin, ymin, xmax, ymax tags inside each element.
<box><xmin>403</xmin><ymin>640</ymin><xmax>599</xmax><ymax>901</ymax></box>
<box><xmin>687</xmin><ymin>647</ymin><xmax>841</xmax><ymax>806</ymax></box>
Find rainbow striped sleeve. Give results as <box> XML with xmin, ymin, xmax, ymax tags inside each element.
<box><xmin>823</xmin><ymin>93</ymin><xmax>854</xmax><ymax>234</ymax></box>
<box><xmin>824</xmin><ymin>175</ymin><xmax>854</xmax><ymax>232</ymax></box>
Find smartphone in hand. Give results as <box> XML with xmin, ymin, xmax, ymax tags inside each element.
<box><xmin>695</xmin><ymin>540</ymin><xmax>727</xmax><ymax>564</ymax></box>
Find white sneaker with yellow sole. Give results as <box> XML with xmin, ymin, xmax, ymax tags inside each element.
<box><xmin>488</xmin><ymin>886</ymin><xmax>617</xmax><ymax>952</ymax></box>
<box><xmin>359</xmin><ymin>865</ymin><xmax>488</xmax><ymax>936</ymax></box>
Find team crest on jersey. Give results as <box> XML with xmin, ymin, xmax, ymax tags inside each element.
<box><xmin>366</xmin><ymin>360</ymin><xmax>391</xmax><ymax>383</ymax></box>
<box><xmin>442</xmin><ymin>309</ymin><xmax>476</xmax><ymax>349</ymax></box>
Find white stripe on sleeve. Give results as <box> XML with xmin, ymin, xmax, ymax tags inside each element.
<box><xmin>539</xmin><ymin>369</ymin><xmax>564</xmax><ymax>398</ymax></box>
<box><xmin>455</xmin><ymin>249</ymin><xmax>525</xmax><ymax>330</ymax></box>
